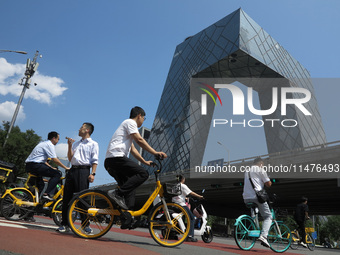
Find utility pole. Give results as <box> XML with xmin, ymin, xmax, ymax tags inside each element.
<box><xmin>3</xmin><ymin>50</ymin><xmax>40</xmax><ymax>148</ymax></box>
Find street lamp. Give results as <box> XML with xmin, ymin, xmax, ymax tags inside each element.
<box><xmin>0</xmin><ymin>50</ymin><xmax>27</xmax><ymax>55</ymax></box>
<box><xmin>217</xmin><ymin>141</ymin><xmax>230</xmax><ymax>165</ymax></box>
<box><xmin>3</xmin><ymin>50</ymin><xmax>40</xmax><ymax>148</ymax></box>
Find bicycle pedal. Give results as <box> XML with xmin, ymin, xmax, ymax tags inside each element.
<box><xmin>128</xmin><ymin>219</ymin><xmax>139</xmax><ymax>230</ymax></box>
<box><xmin>120</xmin><ymin>212</ymin><xmax>132</xmax><ymax>230</ymax></box>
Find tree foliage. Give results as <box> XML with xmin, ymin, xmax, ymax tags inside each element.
<box><xmin>0</xmin><ymin>121</ymin><xmax>41</xmax><ymax>177</ymax></box>
<box><xmin>320</xmin><ymin>216</ymin><xmax>340</xmax><ymax>245</ymax></box>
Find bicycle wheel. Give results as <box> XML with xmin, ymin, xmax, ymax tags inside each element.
<box><xmin>0</xmin><ymin>189</ymin><xmax>34</xmax><ymax>221</ymax></box>
<box><xmin>268</xmin><ymin>222</ymin><xmax>292</xmax><ymax>253</ymax></box>
<box><xmin>234</xmin><ymin>215</ymin><xmax>257</xmax><ymax>250</ymax></box>
<box><xmin>51</xmin><ymin>199</ymin><xmax>63</xmax><ymax>226</ymax></box>
<box><xmin>289</xmin><ymin>232</ymin><xmax>299</xmax><ymax>250</ymax></box>
<box><xmin>306</xmin><ymin>233</ymin><xmax>315</xmax><ymax>251</ymax></box>
<box><xmin>202</xmin><ymin>228</ymin><xmax>213</xmax><ymax>243</ymax></box>
<box><xmin>148</xmin><ymin>202</ymin><xmax>190</xmax><ymax>247</ymax></box>
<box><xmin>68</xmin><ymin>190</ymin><xmax>115</xmax><ymax>239</ymax></box>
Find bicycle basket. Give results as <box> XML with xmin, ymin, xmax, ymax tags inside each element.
<box><xmin>0</xmin><ymin>160</ymin><xmax>17</xmax><ymax>184</ymax></box>
<box><xmin>162</xmin><ymin>182</ymin><xmax>181</xmax><ymax>198</ymax></box>
<box><xmin>305</xmin><ymin>227</ymin><xmax>315</xmax><ymax>233</ymax></box>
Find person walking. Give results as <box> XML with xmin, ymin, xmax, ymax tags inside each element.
<box><xmin>57</xmin><ymin>123</ymin><xmax>99</xmax><ymax>234</ymax></box>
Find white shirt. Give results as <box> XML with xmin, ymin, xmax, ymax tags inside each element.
<box><xmin>242</xmin><ymin>165</ymin><xmax>270</xmax><ymax>200</ymax></box>
<box><xmin>25</xmin><ymin>140</ymin><xmax>57</xmax><ymax>163</ymax></box>
<box><xmin>70</xmin><ymin>138</ymin><xmax>99</xmax><ymax>166</ymax></box>
<box><xmin>172</xmin><ymin>183</ymin><xmax>192</xmax><ymax>206</ymax></box>
<box><xmin>105</xmin><ymin>119</ymin><xmax>139</xmax><ymax>158</ymax></box>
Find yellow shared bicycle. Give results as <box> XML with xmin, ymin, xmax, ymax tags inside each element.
<box><xmin>289</xmin><ymin>226</ymin><xmax>315</xmax><ymax>251</ymax></box>
<box><xmin>0</xmin><ymin>171</ymin><xmax>65</xmax><ymax>225</ymax></box>
<box><xmin>67</xmin><ymin>157</ymin><xmax>191</xmax><ymax>247</ymax></box>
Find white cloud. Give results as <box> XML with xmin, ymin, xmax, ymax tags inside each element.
<box><xmin>0</xmin><ymin>101</ymin><xmax>26</xmax><ymax>122</ymax></box>
<box><xmin>55</xmin><ymin>143</ymin><xmax>68</xmax><ymax>159</ymax></box>
<box><xmin>0</xmin><ymin>57</ymin><xmax>67</xmax><ymax>105</ymax></box>
<box><xmin>0</xmin><ymin>58</ymin><xmax>24</xmax><ymax>84</ymax></box>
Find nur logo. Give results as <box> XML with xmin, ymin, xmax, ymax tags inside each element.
<box><xmin>200</xmin><ymin>83</ymin><xmax>312</xmax><ymax>116</ymax></box>
<box><xmin>199</xmin><ymin>82</ymin><xmax>222</xmax><ymax>115</ymax></box>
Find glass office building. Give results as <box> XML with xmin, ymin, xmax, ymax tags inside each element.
<box><xmin>145</xmin><ymin>8</ymin><xmax>326</xmax><ymax>173</ymax></box>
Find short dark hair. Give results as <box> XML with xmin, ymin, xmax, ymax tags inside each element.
<box><xmin>83</xmin><ymin>122</ymin><xmax>94</xmax><ymax>135</ymax></box>
<box><xmin>253</xmin><ymin>157</ymin><xmax>263</xmax><ymax>165</ymax></box>
<box><xmin>300</xmin><ymin>196</ymin><xmax>308</xmax><ymax>203</ymax></box>
<box><xmin>176</xmin><ymin>174</ymin><xmax>185</xmax><ymax>183</ymax></box>
<box><xmin>48</xmin><ymin>131</ymin><xmax>59</xmax><ymax>140</ymax></box>
<box><xmin>130</xmin><ymin>106</ymin><xmax>145</xmax><ymax>118</ymax></box>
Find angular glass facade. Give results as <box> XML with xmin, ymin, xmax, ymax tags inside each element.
<box><xmin>145</xmin><ymin>8</ymin><xmax>326</xmax><ymax>173</ymax></box>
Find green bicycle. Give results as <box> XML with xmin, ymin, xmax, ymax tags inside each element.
<box><xmin>234</xmin><ymin>202</ymin><xmax>292</xmax><ymax>253</ymax></box>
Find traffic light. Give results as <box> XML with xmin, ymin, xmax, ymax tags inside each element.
<box><xmin>271</xmin><ymin>179</ymin><xmax>279</xmax><ymax>183</ymax></box>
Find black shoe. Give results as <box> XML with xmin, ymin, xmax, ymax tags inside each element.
<box><xmin>107</xmin><ymin>190</ymin><xmax>128</xmax><ymax>210</ymax></box>
<box><xmin>186</xmin><ymin>236</ymin><xmax>198</xmax><ymax>242</ymax></box>
<box><xmin>128</xmin><ymin>218</ymin><xmax>139</xmax><ymax>230</ymax></box>
<box><xmin>120</xmin><ymin>212</ymin><xmax>133</xmax><ymax>229</ymax></box>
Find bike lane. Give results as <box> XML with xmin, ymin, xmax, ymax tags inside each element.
<box><xmin>0</xmin><ymin>225</ymin><xmax>160</xmax><ymax>255</ymax></box>
<box><xmin>109</xmin><ymin>227</ymin><xmax>302</xmax><ymax>255</ymax></box>
<box><xmin>0</xmin><ymin>218</ymin><xmax>303</xmax><ymax>255</ymax></box>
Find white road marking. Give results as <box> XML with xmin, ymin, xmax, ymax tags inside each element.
<box><xmin>0</xmin><ymin>222</ymin><xmax>27</xmax><ymax>229</ymax></box>
<box><xmin>0</xmin><ymin>219</ymin><xmax>58</xmax><ymax>230</ymax></box>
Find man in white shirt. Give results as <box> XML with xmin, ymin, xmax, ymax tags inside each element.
<box><xmin>243</xmin><ymin>157</ymin><xmax>272</xmax><ymax>248</ymax></box>
<box><xmin>57</xmin><ymin>122</ymin><xmax>99</xmax><ymax>233</ymax></box>
<box><xmin>105</xmin><ymin>106</ymin><xmax>167</xmax><ymax>214</ymax></box>
<box><xmin>243</xmin><ymin>158</ymin><xmax>272</xmax><ymax>247</ymax></box>
<box><xmin>25</xmin><ymin>131</ymin><xmax>69</xmax><ymax>200</ymax></box>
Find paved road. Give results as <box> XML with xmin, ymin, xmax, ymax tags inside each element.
<box><xmin>0</xmin><ymin>216</ymin><xmax>338</xmax><ymax>255</ymax></box>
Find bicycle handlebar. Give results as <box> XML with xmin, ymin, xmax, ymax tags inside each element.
<box><xmin>151</xmin><ymin>156</ymin><xmax>163</xmax><ymax>177</ymax></box>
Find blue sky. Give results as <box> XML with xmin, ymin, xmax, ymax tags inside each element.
<box><xmin>1</xmin><ymin>0</ymin><xmax>339</xmax><ymax>185</ymax></box>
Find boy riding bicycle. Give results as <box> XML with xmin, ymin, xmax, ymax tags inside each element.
<box><xmin>104</xmin><ymin>106</ymin><xmax>167</xmax><ymax>228</ymax></box>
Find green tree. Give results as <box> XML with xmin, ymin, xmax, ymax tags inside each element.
<box><xmin>0</xmin><ymin>121</ymin><xmax>41</xmax><ymax>178</ymax></box>
<box><xmin>320</xmin><ymin>216</ymin><xmax>340</xmax><ymax>245</ymax></box>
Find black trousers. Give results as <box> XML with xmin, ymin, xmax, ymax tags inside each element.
<box><xmin>25</xmin><ymin>162</ymin><xmax>62</xmax><ymax>195</ymax></box>
<box><xmin>104</xmin><ymin>156</ymin><xmax>149</xmax><ymax>210</ymax></box>
<box><xmin>61</xmin><ymin>167</ymin><xmax>90</xmax><ymax>226</ymax></box>
<box><xmin>296</xmin><ymin>219</ymin><xmax>306</xmax><ymax>243</ymax></box>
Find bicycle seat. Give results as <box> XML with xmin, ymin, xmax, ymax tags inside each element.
<box><xmin>245</xmin><ymin>202</ymin><xmax>258</xmax><ymax>209</ymax></box>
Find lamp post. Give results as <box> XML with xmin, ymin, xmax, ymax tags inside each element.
<box><xmin>0</xmin><ymin>50</ymin><xmax>27</xmax><ymax>55</ymax></box>
<box><xmin>217</xmin><ymin>141</ymin><xmax>230</xmax><ymax>165</ymax></box>
<box><xmin>3</xmin><ymin>50</ymin><xmax>40</xmax><ymax>148</ymax></box>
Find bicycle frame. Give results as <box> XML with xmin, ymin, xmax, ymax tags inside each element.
<box><xmin>88</xmin><ymin>174</ymin><xmax>172</xmax><ymax>221</ymax></box>
<box><xmin>290</xmin><ymin>229</ymin><xmax>313</xmax><ymax>243</ymax></box>
<box><xmin>67</xmin><ymin>157</ymin><xmax>192</xmax><ymax>247</ymax></box>
<box><xmin>234</xmin><ymin>207</ymin><xmax>283</xmax><ymax>238</ymax></box>
<box><xmin>1</xmin><ymin>175</ymin><xmax>64</xmax><ymax>208</ymax></box>
<box><xmin>234</xmin><ymin>203</ymin><xmax>292</xmax><ymax>253</ymax></box>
